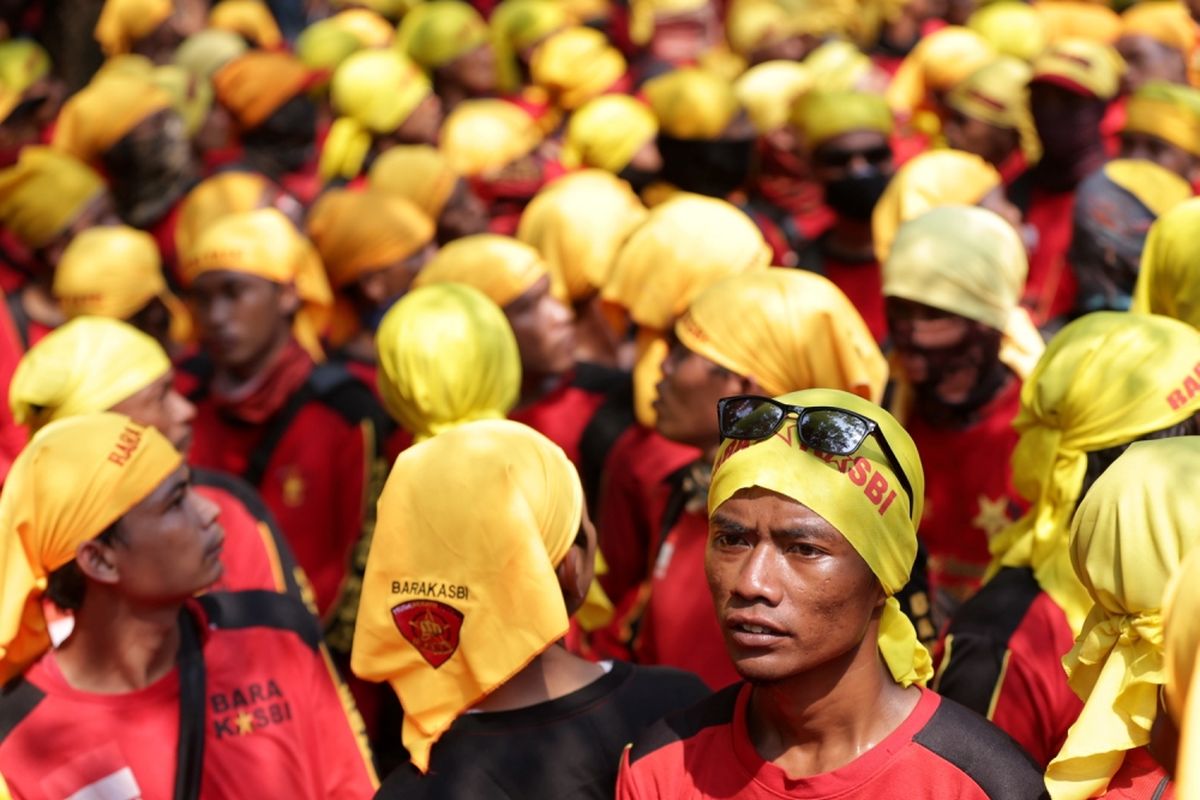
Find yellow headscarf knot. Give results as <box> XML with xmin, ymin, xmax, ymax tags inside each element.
<box><xmin>396</xmin><ymin>0</ymin><xmax>491</xmax><ymax>70</ymax></box>
<box><xmin>173</xmin><ymin>29</ymin><xmax>247</xmax><ymax>79</ymax></box>
<box><xmin>734</xmin><ymin>60</ymin><xmax>811</xmax><ymax>134</ymax></box>
<box><xmin>561</xmin><ymin>94</ymin><xmax>657</xmax><ymax>172</ymax></box>
<box><xmin>209</xmin><ymin>0</ymin><xmax>284</xmax><ymax>49</ymax></box>
<box><xmin>53</xmin><ymin>226</ymin><xmax>191</xmax><ymax>344</ymax></box>
<box><xmin>1031</xmin><ymin>38</ymin><xmax>1125</xmax><ymax>100</ymax></box>
<box><xmin>175</xmin><ymin>171</ymin><xmax>275</xmax><ymax>261</ymax></box>
<box><xmin>886</xmin><ymin>26</ymin><xmax>996</xmax><ymax>115</ymax></box>
<box><xmin>491</xmin><ymin>0</ymin><xmax>572</xmax><ymax>94</ymax></box>
<box><xmin>644</xmin><ymin>67</ymin><xmax>740</xmax><ymax>140</ymax></box>
<box><xmin>676</xmin><ymin>270</ymin><xmax>888</xmax><ymax>401</ymax></box>
<box><xmin>1123</xmin><ymin>80</ymin><xmax>1200</xmax><ymax>158</ymax></box>
<box><xmin>529</xmin><ymin>26</ymin><xmax>625</xmax><ymax>111</ymax></box>
<box><xmin>369</xmin><ymin>144</ymin><xmax>460</xmax><ymax>219</ymax></box>
<box><xmin>986</xmin><ymin>313</ymin><xmax>1200</xmax><ymax>636</ymax></box>
<box><xmin>946</xmin><ymin>57</ymin><xmax>1042</xmax><ymax>163</ymax></box>
<box><xmin>1037</xmin><ymin>1</ymin><xmax>1123</xmax><ymax>45</ymax></box>
<box><xmin>9</xmin><ymin>318</ymin><xmax>171</xmax><ymax>432</ymax></box>
<box><xmin>790</xmin><ymin>89</ymin><xmax>893</xmax><ymax>152</ymax></box>
<box><xmin>517</xmin><ymin>170</ymin><xmax>646</xmax><ymax>302</ymax></box>
<box><xmin>968</xmin><ymin>2</ymin><xmax>1048</xmax><ymax>61</ymax></box>
<box><xmin>351</xmin><ymin>419</ymin><xmax>583</xmax><ymax>772</ymax></box>
<box><xmin>708</xmin><ymin>387</ymin><xmax>932</xmax><ymax>687</ymax></box>
<box><xmin>0</xmin><ymin>413</ymin><xmax>181</xmax><ymax>683</ymax></box>
<box><xmin>0</xmin><ymin>40</ymin><xmax>51</xmax><ymax>123</ymax></box>
<box><xmin>0</xmin><ymin>147</ymin><xmax>105</xmax><ymax>250</ymax></box>
<box><xmin>52</xmin><ymin>72</ymin><xmax>172</xmax><ymax>164</ymax></box>
<box><xmin>1046</xmin><ymin>437</ymin><xmax>1200</xmax><ymax>800</ymax></box>
<box><xmin>1164</xmin><ymin>546</ymin><xmax>1200</xmax><ymax>800</ymax></box>
<box><xmin>439</xmin><ymin>99</ymin><xmax>542</xmax><ymax>176</ymax></box>
<box><xmin>375</xmin><ymin>283</ymin><xmax>520</xmax><ymax>439</ymax></box>
<box><xmin>321</xmin><ymin>49</ymin><xmax>432</xmax><ymax>182</ymax></box>
<box><xmin>412</xmin><ymin>233</ymin><xmax>548</xmax><ymax>307</ymax></box>
<box><xmin>307</xmin><ymin>189</ymin><xmax>435</xmax><ymax>288</ymax></box>
<box><xmin>1120</xmin><ymin>1</ymin><xmax>1195</xmax><ymax>55</ymax></box>
<box><xmin>94</xmin><ymin>0</ymin><xmax>173</xmax><ymax>56</ymax></box>
<box><xmin>212</xmin><ymin>51</ymin><xmax>314</xmax><ymax>130</ymax></box>
<box><xmin>182</xmin><ymin>208</ymin><xmax>333</xmax><ymax>361</ymax></box>
<box><xmin>1132</xmin><ymin>198</ymin><xmax>1200</xmax><ymax>328</ymax></box>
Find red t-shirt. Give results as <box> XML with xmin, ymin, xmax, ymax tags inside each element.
<box><xmin>823</xmin><ymin>255</ymin><xmax>887</xmax><ymax>345</ymax></box>
<box><xmin>1024</xmin><ymin>187</ymin><xmax>1079</xmax><ymax>326</ymax></box>
<box><xmin>509</xmin><ymin>374</ymin><xmax>608</xmax><ymax>471</ymax></box>
<box><xmin>616</xmin><ymin>685</ymin><xmax>1046</xmax><ymax>799</ymax></box>
<box><xmin>1103</xmin><ymin>749</ymin><xmax>1173</xmax><ymax>799</ymax></box>
<box><xmin>0</xmin><ymin>593</ymin><xmax>377</xmax><ymax>800</ymax></box>
<box><xmin>904</xmin><ymin>380</ymin><xmax>1025</xmax><ymax>603</ymax></box>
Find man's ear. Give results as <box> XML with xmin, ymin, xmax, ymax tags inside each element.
<box><xmin>555</xmin><ymin>543</ymin><xmax>590</xmax><ymax>617</ymax></box>
<box><xmin>75</xmin><ymin>539</ymin><xmax>120</xmax><ymax>587</ymax></box>
<box><xmin>278</xmin><ymin>283</ymin><xmax>301</xmax><ymax>317</ymax></box>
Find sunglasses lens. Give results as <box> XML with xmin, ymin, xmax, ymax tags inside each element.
<box><xmin>720</xmin><ymin>397</ymin><xmax>785</xmax><ymax>440</ymax></box>
<box><xmin>798</xmin><ymin>409</ymin><xmax>870</xmax><ymax>455</ymax></box>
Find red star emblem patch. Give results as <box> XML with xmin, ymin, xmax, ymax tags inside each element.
<box><xmin>392</xmin><ymin>600</ymin><xmax>464</xmax><ymax>668</ymax></box>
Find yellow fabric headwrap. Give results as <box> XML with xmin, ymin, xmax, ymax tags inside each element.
<box><xmin>52</xmin><ymin>73</ymin><xmax>172</xmax><ymax>164</ymax></box>
<box><xmin>726</xmin><ymin>0</ymin><xmax>838</xmax><ymax>58</ymax></box>
<box><xmin>872</xmin><ymin>150</ymin><xmax>1003</xmax><ymax>264</ymax></box>
<box><xmin>321</xmin><ymin>49</ymin><xmax>433</xmax><ymax>181</ymax></box>
<box><xmin>886</xmin><ymin>26</ymin><xmax>996</xmax><ymax>115</ymax></box>
<box><xmin>175</xmin><ymin>171</ymin><xmax>274</xmax><ymax>261</ymax></box>
<box><xmin>678</xmin><ymin>270</ymin><xmax>887</xmax><ymax>401</ymax></box>
<box><xmin>735</xmin><ymin>60</ymin><xmax>811</xmax><ymax>134</ymax></box>
<box><xmin>1164</xmin><ymin>545</ymin><xmax>1200</xmax><ymax>800</ymax></box>
<box><xmin>413</xmin><ymin>233</ymin><xmax>548</xmax><ymax>307</ymax></box>
<box><xmin>1103</xmin><ymin>158</ymin><xmax>1193</xmax><ymax>218</ymax></box>
<box><xmin>1123</xmin><ymin>80</ymin><xmax>1200</xmax><ymax>158</ymax></box>
<box><xmin>628</xmin><ymin>0</ymin><xmax>707</xmax><ymax>46</ymax></box>
<box><xmin>561</xmin><ymin>94</ymin><xmax>657</xmax><ymax>173</ymax></box>
<box><xmin>352</xmin><ymin>419</ymin><xmax>583</xmax><ymax>771</ymax></box>
<box><xmin>396</xmin><ymin>1</ymin><xmax>491</xmax><ymax>70</ymax></box>
<box><xmin>369</xmin><ymin>145</ymin><xmax>460</xmax><ymax>219</ymax></box>
<box><xmin>946</xmin><ymin>57</ymin><xmax>1042</xmax><ymax>163</ymax></box>
<box><xmin>1120</xmin><ymin>1</ymin><xmax>1194</xmax><ymax>55</ymax></box>
<box><xmin>883</xmin><ymin>205</ymin><xmax>1044</xmax><ymax>378</ymax></box>
<box><xmin>491</xmin><ymin>0</ymin><xmax>572</xmax><ymax>94</ymax></box>
<box><xmin>644</xmin><ymin>67</ymin><xmax>740</xmax><ymax>140</ymax></box>
<box><xmin>987</xmin><ymin>312</ymin><xmax>1200</xmax><ymax>636</ymax></box>
<box><xmin>307</xmin><ymin>189</ymin><xmax>435</xmax><ymax>288</ymax></box>
<box><xmin>708</xmin><ymin>387</ymin><xmax>932</xmax><ymax>688</ymax></box>
<box><xmin>212</xmin><ymin>51</ymin><xmax>314</xmax><ymax>130</ymax></box>
<box><xmin>297</xmin><ymin>10</ymin><xmax>396</xmax><ymax>72</ymax></box>
<box><xmin>968</xmin><ymin>2</ymin><xmax>1048</xmax><ymax>62</ymax></box>
<box><xmin>516</xmin><ymin>170</ymin><xmax>646</xmax><ymax>302</ymax></box>
<box><xmin>802</xmin><ymin>40</ymin><xmax>875</xmax><ymax>93</ymax></box>
<box><xmin>209</xmin><ymin>0</ymin><xmax>284</xmax><ymax>49</ymax></box>
<box><xmin>439</xmin><ymin>99</ymin><xmax>542</xmax><ymax>176</ymax></box>
<box><xmin>1132</xmin><ymin>198</ymin><xmax>1200</xmax><ymax>328</ymax></box>
<box><xmin>151</xmin><ymin>64</ymin><xmax>214</xmax><ymax>139</ymax></box>
<box><xmin>791</xmin><ymin>90</ymin><xmax>893</xmax><ymax>152</ymax></box>
<box><xmin>181</xmin><ymin>208</ymin><xmax>333</xmax><ymax>360</ymax></box>
<box><xmin>1037</xmin><ymin>1</ymin><xmax>1122</xmax><ymax>45</ymax></box>
<box><xmin>173</xmin><ymin>29</ymin><xmax>248</xmax><ymax>79</ymax></box>
<box><xmin>94</xmin><ymin>0</ymin><xmax>172</xmax><ymax>56</ymax></box>
<box><xmin>1031</xmin><ymin>38</ymin><xmax>1124</xmax><ymax>100</ymax></box>
<box><xmin>0</xmin><ymin>413</ymin><xmax>182</xmax><ymax>683</ymax></box>
<box><xmin>375</xmin><ymin>283</ymin><xmax>520</xmax><ymax>439</ymax></box>
<box><xmin>0</xmin><ymin>40</ymin><xmax>51</xmax><ymax>124</ymax></box>
<box><xmin>529</xmin><ymin>26</ymin><xmax>625</xmax><ymax>111</ymax></box>
<box><xmin>9</xmin><ymin>317</ymin><xmax>171</xmax><ymax>432</ymax></box>
<box><xmin>0</xmin><ymin>147</ymin><xmax>105</xmax><ymax>250</ymax></box>
<box><xmin>53</xmin><ymin>226</ymin><xmax>191</xmax><ymax>344</ymax></box>
<box><xmin>332</xmin><ymin>0</ymin><xmax>413</xmax><ymax>19</ymax></box>
<box><xmin>1046</xmin><ymin>437</ymin><xmax>1200</xmax><ymax>800</ymax></box>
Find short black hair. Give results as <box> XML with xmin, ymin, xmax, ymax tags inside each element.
<box><xmin>44</xmin><ymin>522</ymin><xmax>123</xmax><ymax>611</ymax></box>
<box><xmin>1079</xmin><ymin>414</ymin><xmax>1200</xmax><ymax>505</ymax></box>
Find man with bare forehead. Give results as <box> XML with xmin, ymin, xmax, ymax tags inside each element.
<box><xmin>617</xmin><ymin>389</ymin><xmax>1045</xmax><ymax>799</ymax></box>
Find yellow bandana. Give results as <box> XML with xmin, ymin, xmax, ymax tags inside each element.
<box><xmin>209</xmin><ymin>0</ymin><xmax>284</xmax><ymax>49</ymax></box>
<box><xmin>0</xmin><ymin>147</ymin><xmax>105</xmax><ymax>250</ymax></box>
<box><xmin>439</xmin><ymin>99</ymin><xmax>542</xmax><ymax>177</ymax></box>
<box><xmin>0</xmin><ymin>40</ymin><xmax>51</xmax><ymax>123</ymax></box>
<box><xmin>968</xmin><ymin>2</ymin><xmax>1048</xmax><ymax>61</ymax></box>
<box><xmin>307</xmin><ymin>189</ymin><xmax>434</xmax><ymax>288</ymax></box>
<box><xmin>175</xmin><ymin>171</ymin><xmax>275</xmax><ymax>260</ymax></box>
<box><xmin>734</xmin><ymin>60</ymin><xmax>811</xmax><ymax>134</ymax></box>
<box><xmin>1132</xmin><ymin>198</ymin><xmax>1200</xmax><ymax>329</ymax></box>
<box><xmin>368</xmin><ymin>145</ymin><xmax>460</xmax><ymax>219</ymax></box>
<box><xmin>791</xmin><ymin>89</ymin><xmax>893</xmax><ymax>151</ymax></box>
<box><xmin>412</xmin><ymin>233</ymin><xmax>548</xmax><ymax>307</ymax></box>
<box><xmin>886</xmin><ymin>26</ymin><xmax>996</xmax><ymax>115</ymax></box>
<box><xmin>1122</xmin><ymin>80</ymin><xmax>1200</xmax><ymax>158</ymax></box>
<box><xmin>52</xmin><ymin>72</ymin><xmax>172</xmax><ymax>164</ymax></box>
<box><xmin>94</xmin><ymin>0</ymin><xmax>172</xmax><ymax>56</ymax></box>
<box><xmin>561</xmin><ymin>94</ymin><xmax>658</xmax><ymax>173</ymax></box>
<box><xmin>644</xmin><ymin>67</ymin><xmax>739</xmax><ymax>140</ymax></box>
<box><xmin>529</xmin><ymin>26</ymin><xmax>625</xmax><ymax>111</ymax></box>
<box><xmin>395</xmin><ymin>0</ymin><xmax>491</xmax><ymax>70</ymax></box>
<box><xmin>946</xmin><ymin>57</ymin><xmax>1041</xmax><ymax>163</ymax></box>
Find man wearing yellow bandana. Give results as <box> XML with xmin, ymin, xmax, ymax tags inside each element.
<box><xmin>0</xmin><ymin>413</ymin><xmax>376</xmax><ymax>798</ymax></box>
<box><xmin>395</xmin><ymin>0</ymin><xmax>500</xmax><ymax>111</ymax></box>
<box><xmin>94</xmin><ymin>0</ymin><xmax>206</xmax><ymax>62</ymax></box>
<box><xmin>529</xmin><ymin>25</ymin><xmax>629</xmax><ymax>112</ymax></box>
<box><xmin>561</xmin><ymin>94</ymin><xmax>663</xmax><ymax>193</ymax></box>
<box><xmin>1117</xmin><ymin>2</ymin><xmax>1193</xmax><ymax>93</ymax></box>
<box><xmin>1119</xmin><ymin>80</ymin><xmax>1200</xmax><ymax>186</ymax></box>
<box><xmin>0</xmin><ymin>40</ymin><xmax>62</xmax><ymax>169</ymax></box>
<box><xmin>367</xmin><ymin>144</ymin><xmax>489</xmax><ymax>246</ymax></box>
<box><xmin>616</xmin><ymin>388</ymin><xmax>1045</xmax><ymax>798</ymax></box>
<box><xmin>935</xmin><ymin>311</ymin><xmax>1200</xmax><ymax>769</ymax></box>
<box><xmin>1044</xmin><ymin>437</ymin><xmax>1200</xmax><ymax>799</ymax></box>
<box><xmin>355</xmin><ymin>420</ymin><xmax>707</xmax><ymax>796</ymax></box>
<box><xmin>943</xmin><ymin>57</ymin><xmax>1041</xmax><ymax>184</ymax></box>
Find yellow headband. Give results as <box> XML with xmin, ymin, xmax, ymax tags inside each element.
<box><xmin>352</xmin><ymin>419</ymin><xmax>582</xmax><ymax>772</ymax></box>
<box><xmin>1122</xmin><ymin>80</ymin><xmax>1200</xmax><ymax>158</ymax></box>
<box><xmin>0</xmin><ymin>147</ymin><xmax>105</xmax><ymax>250</ymax></box>
<box><xmin>709</xmin><ymin>387</ymin><xmax>932</xmax><ymax>687</ymax></box>
<box><xmin>395</xmin><ymin>0</ymin><xmax>491</xmax><ymax>70</ymax></box>
<box><xmin>94</xmin><ymin>0</ymin><xmax>173</xmax><ymax>56</ymax></box>
<box><xmin>375</xmin><ymin>283</ymin><xmax>520</xmax><ymax>440</ymax></box>
<box><xmin>791</xmin><ymin>89</ymin><xmax>893</xmax><ymax>151</ymax></box>
<box><xmin>987</xmin><ymin>312</ymin><xmax>1200</xmax><ymax>636</ymax></box>
<box><xmin>1047</xmin><ymin>437</ymin><xmax>1200</xmax><ymax>800</ymax></box>
<box><xmin>561</xmin><ymin>94</ymin><xmax>657</xmax><ymax>173</ymax></box>
<box><xmin>946</xmin><ymin>57</ymin><xmax>1041</xmax><ymax>163</ymax></box>
<box><xmin>644</xmin><ymin>67</ymin><xmax>740</xmax><ymax>140</ymax></box>
<box><xmin>307</xmin><ymin>189</ymin><xmax>435</xmax><ymax>288</ymax></box>
<box><xmin>412</xmin><ymin>233</ymin><xmax>548</xmax><ymax>307</ymax></box>
<box><xmin>52</xmin><ymin>72</ymin><xmax>173</xmax><ymax>164</ymax></box>
<box><xmin>368</xmin><ymin>144</ymin><xmax>460</xmax><ymax>219</ymax></box>
<box><xmin>1031</xmin><ymin>37</ymin><xmax>1124</xmax><ymax>100</ymax></box>
<box><xmin>1132</xmin><ymin>198</ymin><xmax>1200</xmax><ymax>328</ymax></box>
<box><xmin>439</xmin><ymin>99</ymin><xmax>542</xmax><ymax>176</ymax></box>
<box><xmin>1164</xmin><ymin>545</ymin><xmax>1200</xmax><ymax>800</ymax></box>
<box><xmin>0</xmin><ymin>413</ymin><xmax>181</xmax><ymax>682</ymax></box>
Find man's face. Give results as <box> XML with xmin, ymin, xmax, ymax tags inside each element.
<box><xmin>105</xmin><ymin>466</ymin><xmax>225</xmax><ymax>602</ymax></box>
<box><xmin>504</xmin><ymin>275</ymin><xmax>576</xmax><ymax>379</ymax></box>
<box><xmin>886</xmin><ymin>297</ymin><xmax>1003</xmax><ymax>406</ymax></box>
<box><xmin>942</xmin><ymin>108</ymin><xmax>1020</xmax><ymax>168</ymax></box>
<box><xmin>1030</xmin><ymin>82</ymin><xmax>1105</xmax><ymax>161</ymax></box>
<box><xmin>110</xmin><ymin>371</ymin><xmax>196</xmax><ymax>456</ymax></box>
<box><xmin>1120</xmin><ymin>131</ymin><xmax>1198</xmax><ymax>183</ymax></box>
<box><xmin>1117</xmin><ymin>35</ymin><xmax>1188</xmax><ymax>94</ymax></box>
<box><xmin>654</xmin><ymin>338</ymin><xmax>742</xmax><ymax>449</ymax></box>
<box><xmin>706</xmin><ymin>487</ymin><xmax>884</xmax><ymax>683</ymax></box>
<box><xmin>394</xmin><ymin>93</ymin><xmax>444</xmax><ymax>146</ymax></box>
<box><xmin>810</xmin><ymin>130</ymin><xmax>893</xmax><ymax>186</ymax></box>
<box><xmin>188</xmin><ymin>271</ymin><xmax>296</xmax><ymax>374</ymax></box>
<box><xmin>446</xmin><ymin>43</ymin><xmax>500</xmax><ymax>96</ymax></box>
<box><xmin>436</xmin><ymin>179</ymin><xmax>489</xmax><ymax>245</ymax></box>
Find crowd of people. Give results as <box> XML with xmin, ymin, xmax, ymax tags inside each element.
<box><xmin>0</xmin><ymin>0</ymin><xmax>1198</xmax><ymax>795</ymax></box>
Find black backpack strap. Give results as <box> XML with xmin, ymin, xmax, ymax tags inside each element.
<box><xmin>624</xmin><ymin>465</ymin><xmax>692</xmax><ymax>651</ymax></box>
<box><xmin>174</xmin><ymin>608</ymin><xmax>207</xmax><ymax>800</ymax></box>
<box><xmin>576</xmin><ymin>366</ymin><xmax>635</xmax><ymax>510</ymax></box>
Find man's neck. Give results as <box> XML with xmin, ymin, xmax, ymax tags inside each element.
<box><xmin>914</xmin><ymin>361</ymin><xmax>1015</xmax><ymax>430</ymax></box>
<box><xmin>746</xmin><ymin>637</ymin><xmax>920</xmax><ymax>778</ymax></box>
<box><xmin>55</xmin><ymin>593</ymin><xmax>183</xmax><ymax>694</ymax></box>
<box><xmin>472</xmin><ymin>644</ymin><xmax>605</xmax><ymax>713</ymax></box>
<box><xmin>214</xmin><ymin>331</ymin><xmax>293</xmax><ymax>392</ymax></box>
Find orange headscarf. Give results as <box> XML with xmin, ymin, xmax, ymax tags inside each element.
<box><xmin>213</xmin><ymin>51</ymin><xmax>315</xmax><ymax>129</ymax></box>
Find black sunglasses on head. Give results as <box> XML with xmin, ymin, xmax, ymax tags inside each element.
<box><xmin>716</xmin><ymin>395</ymin><xmax>916</xmax><ymax>519</ymax></box>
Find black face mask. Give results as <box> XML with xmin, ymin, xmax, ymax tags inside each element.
<box><xmin>657</xmin><ymin>134</ymin><xmax>755</xmax><ymax>198</ymax></box>
<box><xmin>617</xmin><ymin>163</ymin><xmax>660</xmax><ymax>193</ymax></box>
<box><xmin>823</xmin><ymin>168</ymin><xmax>891</xmax><ymax>221</ymax></box>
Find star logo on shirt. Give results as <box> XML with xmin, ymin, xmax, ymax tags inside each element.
<box><xmin>972</xmin><ymin>494</ymin><xmax>1012</xmax><ymax>539</ymax></box>
<box><xmin>236</xmin><ymin>711</ymin><xmax>255</xmax><ymax>736</ymax></box>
